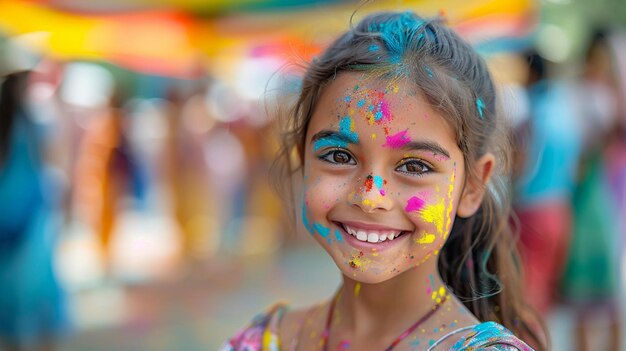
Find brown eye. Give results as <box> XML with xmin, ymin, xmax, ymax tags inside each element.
<box><xmin>319</xmin><ymin>149</ymin><xmax>356</xmax><ymax>165</ymax></box>
<box><xmin>334</xmin><ymin>151</ymin><xmax>350</xmax><ymax>163</ymax></box>
<box><xmin>396</xmin><ymin>159</ymin><xmax>432</xmax><ymax>176</ymax></box>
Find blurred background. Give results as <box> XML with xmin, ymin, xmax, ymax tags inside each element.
<box><xmin>0</xmin><ymin>0</ymin><xmax>625</xmax><ymax>350</ymax></box>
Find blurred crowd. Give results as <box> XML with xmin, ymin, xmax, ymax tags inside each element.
<box><xmin>0</xmin><ymin>45</ymin><xmax>290</xmax><ymax>350</ymax></box>
<box><xmin>1</xmin><ymin>3</ymin><xmax>626</xmax><ymax>351</ymax></box>
<box><xmin>510</xmin><ymin>28</ymin><xmax>626</xmax><ymax>351</ymax></box>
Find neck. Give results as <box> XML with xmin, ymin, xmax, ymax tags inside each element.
<box><xmin>335</xmin><ymin>260</ymin><xmax>447</xmax><ymax>336</ymax></box>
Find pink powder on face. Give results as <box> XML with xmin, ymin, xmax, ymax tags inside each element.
<box><xmin>379</xmin><ymin>99</ymin><xmax>392</xmax><ymax>121</ymax></box>
<box><xmin>384</xmin><ymin>130</ymin><xmax>411</xmax><ymax>148</ymax></box>
<box><xmin>405</xmin><ymin>196</ymin><xmax>425</xmax><ymax>212</ymax></box>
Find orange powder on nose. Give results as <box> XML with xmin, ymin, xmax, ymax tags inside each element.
<box><xmin>364</xmin><ymin>175</ymin><xmax>374</xmax><ymax>192</ymax></box>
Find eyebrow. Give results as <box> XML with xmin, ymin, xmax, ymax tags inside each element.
<box><xmin>402</xmin><ymin>140</ymin><xmax>451</xmax><ymax>159</ymax></box>
<box><xmin>311</xmin><ymin>130</ymin><xmax>359</xmax><ymax>150</ymax></box>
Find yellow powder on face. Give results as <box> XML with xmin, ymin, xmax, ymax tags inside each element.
<box><xmin>371</xmin><ymin>133</ymin><xmax>376</xmax><ymax>140</ymax></box>
<box><xmin>362</xmin><ymin>199</ymin><xmax>372</xmax><ymax>207</ymax></box>
<box><xmin>419</xmin><ymin>197</ymin><xmax>446</xmax><ymax>235</ymax></box>
<box><xmin>444</xmin><ymin>169</ymin><xmax>456</xmax><ymax>238</ymax></box>
<box><xmin>415</xmin><ymin>232</ymin><xmax>436</xmax><ymax>244</ymax></box>
<box><xmin>349</xmin><ymin>255</ymin><xmax>363</xmax><ymax>269</ymax></box>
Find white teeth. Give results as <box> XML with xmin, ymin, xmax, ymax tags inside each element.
<box><xmin>356</xmin><ymin>231</ymin><xmax>368</xmax><ymax>241</ymax></box>
<box><xmin>367</xmin><ymin>232</ymin><xmax>379</xmax><ymax>243</ymax></box>
<box><xmin>343</xmin><ymin>224</ymin><xmax>402</xmax><ymax>244</ymax></box>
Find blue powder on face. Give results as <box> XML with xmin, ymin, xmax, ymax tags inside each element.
<box><xmin>334</xmin><ymin>229</ymin><xmax>343</xmax><ymax>242</ymax></box>
<box><xmin>374</xmin><ymin>110</ymin><xmax>383</xmax><ymax>121</ymax></box>
<box><xmin>302</xmin><ymin>202</ymin><xmax>315</xmax><ymax>235</ymax></box>
<box><xmin>476</xmin><ymin>98</ymin><xmax>485</xmax><ymax>119</ymax></box>
<box><xmin>357</xmin><ymin>99</ymin><xmax>366</xmax><ymax>108</ymax></box>
<box><xmin>338</xmin><ymin>117</ymin><xmax>359</xmax><ymax>143</ymax></box>
<box><xmin>368</xmin><ymin>104</ymin><xmax>375</xmax><ymax>112</ymax></box>
<box><xmin>313</xmin><ymin>137</ymin><xmax>347</xmax><ymax>151</ymax></box>
<box><xmin>314</xmin><ymin>223</ymin><xmax>330</xmax><ymax>238</ymax></box>
<box><xmin>373</xmin><ymin>175</ymin><xmax>384</xmax><ymax>189</ymax></box>
<box><xmin>313</xmin><ymin>117</ymin><xmax>358</xmax><ymax>151</ymax></box>
<box><xmin>345</xmin><ymin>95</ymin><xmax>351</xmax><ymax>103</ymax></box>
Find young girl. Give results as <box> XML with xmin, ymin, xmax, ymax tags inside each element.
<box><xmin>222</xmin><ymin>11</ymin><xmax>544</xmax><ymax>351</ymax></box>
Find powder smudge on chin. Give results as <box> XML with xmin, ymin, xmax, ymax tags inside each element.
<box><xmin>384</xmin><ymin>129</ymin><xmax>411</xmax><ymax>149</ymax></box>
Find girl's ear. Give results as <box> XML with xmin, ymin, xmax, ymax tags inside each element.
<box><xmin>457</xmin><ymin>153</ymin><xmax>495</xmax><ymax>218</ymax></box>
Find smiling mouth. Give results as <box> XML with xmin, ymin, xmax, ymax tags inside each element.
<box><xmin>337</xmin><ymin>222</ymin><xmax>408</xmax><ymax>244</ymax></box>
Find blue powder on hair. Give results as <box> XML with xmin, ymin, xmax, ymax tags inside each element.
<box><xmin>368</xmin><ymin>11</ymin><xmax>434</xmax><ymax>64</ymax></box>
<box><xmin>369</xmin><ymin>44</ymin><xmax>380</xmax><ymax>52</ymax></box>
<box><xmin>476</xmin><ymin>98</ymin><xmax>485</xmax><ymax>119</ymax></box>
<box><xmin>425</xmin><ymin>66</ymin><xmax>434</xmax><ymax>78</ymax></box>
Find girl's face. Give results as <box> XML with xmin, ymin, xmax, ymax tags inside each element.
<box><xmin>301</xmin><ymin>73</ymin><xmax>469</xmax><ymax>284</ymax></box>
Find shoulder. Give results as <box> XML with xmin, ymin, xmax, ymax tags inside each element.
<box><xmin>220</xmin><ymin>304</ymin><xmax>288</xmax><ymax>351</ymax></box>
<box><xmin>448</xmin><ymin>322</ymin><xmax>535</xmax><ymax>351</ymax></box>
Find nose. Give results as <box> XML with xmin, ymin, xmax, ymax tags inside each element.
<box><xmin>348</xmin><ymin>175</ymin><xmax>394</xmax><ymax>213</ymax></box>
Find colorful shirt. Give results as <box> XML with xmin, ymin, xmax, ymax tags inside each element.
<box><xmin>220</xmin><ymin>305</ymin><xmax>534</xmax><ymax>351</ymax></box>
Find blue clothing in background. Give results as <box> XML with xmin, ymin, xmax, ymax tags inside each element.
<box><xmin>515</xmin><ymin>81</ymin><xmax>583</xmax><ymax>207</ymax></box>
<box><xmin>0</xmin><ymin>112</ymin><xmax>69</xmax><ymax>346</ymax></box>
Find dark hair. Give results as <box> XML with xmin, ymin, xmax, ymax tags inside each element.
<box><xmin>274</xmin><ymin>11</ymin><xmax>546</xmax><ymax>348</ymax></box>
<box><xmin>0</xmin><ymin>72</ymin><xmax>29</xmax><ymax>166</ymax></box>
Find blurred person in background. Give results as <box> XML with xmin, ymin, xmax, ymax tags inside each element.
<box><xmin>560</xmin><ymin>29</ymin><xmax>626</xmax><ymax>351</ymax></box>
<box><xmin>72</xmin><ymin>81</ymin><xmax>146</xmax><ymax>274</ymax></box>
<box><xmin>512</xmin><ymin>51</ymin><xmax>582</xmax><ymax>317</ymax></box>
<box><xmin>0</xmin><ymin>70</ymin><xmax>69</xmax><ymax>350</ymax></box>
